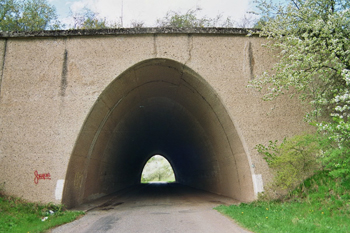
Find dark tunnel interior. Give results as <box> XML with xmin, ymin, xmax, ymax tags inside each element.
<box><xmin>62</xmin><ymin>59</ymin><xmax>254</xmax><ymax>208</ymax></box>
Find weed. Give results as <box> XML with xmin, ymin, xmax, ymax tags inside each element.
<box><xmin>0</xmin><ymin>195</ymin><xmax>84</xmax><ymax>233</ymax></box>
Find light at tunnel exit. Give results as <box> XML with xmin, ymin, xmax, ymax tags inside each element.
<box><xmin>141</xmin><ymin>155</ymin><xmax>176</xmax><ymax>183</ymax></box>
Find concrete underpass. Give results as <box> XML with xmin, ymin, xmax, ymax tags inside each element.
<box><xmin>0</xmin><ymin>29</ymin><xmax>310</xmax><ymax>206</ymax></box>
<box><xmin>62</xmin><ymin>58</ymin><xmax>253</xmax><ymax>208</ymax></box>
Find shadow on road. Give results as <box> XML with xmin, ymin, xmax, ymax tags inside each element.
<box><xmin>53</xmin><ymin>183</ymin><xmax>251</xmax><ymax>233</ymax></box>
<box><xmin>74</xmin><ymin>182</ymin><xmax>239</xmax><ymax>212</ymax></box>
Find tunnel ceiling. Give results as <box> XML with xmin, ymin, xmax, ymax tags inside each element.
<box><xmin>62</xmin><ymin>58</ymin><xmax>254</xmax><ymax>208</ymax></box>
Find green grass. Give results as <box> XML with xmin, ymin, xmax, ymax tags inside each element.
<box><xmin>215</xmin><ymin>171</ymin><xmax>350</xmax><ymax>233</ymax></box>
<box><xmin>0</xmin><ymin>195</ymin><xmax>84</xmax><ymax>233</ymax></box>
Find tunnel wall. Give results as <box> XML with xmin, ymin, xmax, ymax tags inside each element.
<box><xmin>0</xmin><ymin>29</ymin><xmax>311</xmax><ymax>206</ymax></box>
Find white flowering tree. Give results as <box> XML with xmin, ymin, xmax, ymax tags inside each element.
<box><xmin>251</xmin><ymin>0</ymin><xmax>350</xmax><ymax>179</ymax></box>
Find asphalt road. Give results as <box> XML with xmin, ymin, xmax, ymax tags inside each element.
<box><xmin>52</xmin><ymin>183</ymin><xmax>252</xmax><ymax>233</ymax></box>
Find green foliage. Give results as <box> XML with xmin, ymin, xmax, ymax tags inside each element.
<box><xmin>317</xmin><ymin>119</ymin><xmax>350</xmax><ymax>179</ymax></box>
<box><xmin>250</xmin><ymin>0</ymin><xmax>350</xmax><ymax>181</ymax></box>
<box><xmin>216</xmin><ymin>171</ymin><xmax>350</xmax><ymax>233</ymax></box>
<box><xmin>256</xmin><ymin>134</ymin><xmax>321</xmax><ymax>192</ymax></box>
<box><xmin>141</xmin><ymin>155</ymin><xmax>175</xmax><ymax>183</ymax></box>
<box><xmin>0</xmin><ymin>195</ymin><xmax>84</xmax><ymax>233</ymax></box>
<box><xmin>78</xmin><ymin>17</ymin><xmax>107</xmax><ymax>30</ymax></box>
<box><xmin>156</xmin><ymin>7</ymin><xmax>235</xmax><ymax>28</ymax></box>
<box><xmin>0</xmin><ymin>0</ymin><xmax>18</xmax><ymax>31</ymax></box>
<box><xmin>0</xmin><ymin>0</ymin><xmax>60</xmax><ymax>31</ymax></box>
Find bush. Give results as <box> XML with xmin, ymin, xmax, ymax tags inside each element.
<box><xmin>256</xmin><ymin>134</ymin><xmax>321</xmax><ymax>196</ymax></box>
<box><xmin>317</xmin><ymin>116</ymin><xmax>350</xmax><ymax>180</ymax></box>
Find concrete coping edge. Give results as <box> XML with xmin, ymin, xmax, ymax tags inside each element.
<box><xmin>0</xmin><ymin>27</ymin><xmax>261</xmax><ymax>38</ymax></box>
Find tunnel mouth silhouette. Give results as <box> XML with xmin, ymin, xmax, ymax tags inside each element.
<box><xmin>62</xmin><ymin>58</ymin><xmax>254</xmax><ymax>208</ymax></box>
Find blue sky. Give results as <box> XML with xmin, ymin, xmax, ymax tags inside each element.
<box><xmin>48</xmin><ymin>0</ymin><xmax>258</xmax><ymax>28</ymax></box>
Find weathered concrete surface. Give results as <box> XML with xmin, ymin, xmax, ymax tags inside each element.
<box><xmin>0</xmin><ymin>28</ymin><xmax>311</xmax><ymax>207</ymax></box>
<box><xmin>51</xmin><ymin>183</ymin><xmax>252</xmax><ymax>233</ymax></box>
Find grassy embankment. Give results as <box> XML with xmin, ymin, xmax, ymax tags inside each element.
<box><xmin>216</xmin><ymin>171</ymin><xmax>350</xmax><ymax>233</ymax></box>
<box><xmin>0</xmin><ymin>194</ymin><xmax>84</xmax><ymax>233</ymax></box>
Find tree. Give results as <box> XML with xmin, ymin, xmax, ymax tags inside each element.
<box><xmin>251</xmin><ymin>0</ymin><xmax>350</xmax><ymax>180</ymax></box>
<box><xmin>71</xmin><ymin>8</ymin><xmax>108</xmax><ymax>29</ymax></box>
<box><xmin>0</xmin><ymin>0</ymin><xmax>60</xmax><ymax>31</ymax></box>
<box><xmin>236</xmin><ymin>14</ymin><xmax>258</xmax><ymax>28</ymax></box>
<box><xmin>0</xmin><ymin>0</ymin><xmax>18</xmax><ymax>31</ymax></box>
<box><xmin>156</xmin><ymin>7</ymin><xmax>235</xmax><ymax>28</ymax></box>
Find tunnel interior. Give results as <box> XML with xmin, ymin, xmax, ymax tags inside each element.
<box><xmin>62</xmin><ymin>59</ymin><xmax>254</xmax><ymax>208</ymax></box>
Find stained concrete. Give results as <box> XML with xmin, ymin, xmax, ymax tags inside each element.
<box><xmin>0</xmin><ymin>28</ymin><xmax>311</xmax><ymax>207</ymax></box>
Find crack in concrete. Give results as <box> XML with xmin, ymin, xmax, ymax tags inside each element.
<box><xmin>153</xmin><ymin>34</ymin><xmax>158</xmax><ymax>58</ymax></box>
<box><xmin>184</xmin><ymin>35</ymin><xmax>193</xmax><ymax>66</ymax></box>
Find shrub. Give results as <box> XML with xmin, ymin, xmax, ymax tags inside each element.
<box><xmin>256</xmin><ymin>134</ymin><xmax>321</xmax><ymax>196</ymax></box>
<box><xmin>317</xmin><ymin>117</ymin><xmax>350</xmax><ymax>181</ymax></box>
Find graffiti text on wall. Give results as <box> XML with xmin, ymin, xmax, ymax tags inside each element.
<box><xmin>34</xmin><ymin>170</ymin><xmax>51</xmax><ymax>184</ymax></box>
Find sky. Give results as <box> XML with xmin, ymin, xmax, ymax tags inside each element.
<box><xmin>48</xmin><ymin>0</ymin><xmax>257</xmax><ymax>28</ymax></box>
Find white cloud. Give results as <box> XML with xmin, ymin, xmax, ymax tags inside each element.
<box><xmin>70</xmin><ymin>1</ymin><xmax>89</xmax><ymax>12</ymax></box>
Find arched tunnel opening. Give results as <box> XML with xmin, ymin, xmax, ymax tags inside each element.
<box><xmin>62</xmin><ymin>58</ymin><xmax>254</xmax><ymax>208</ymax></box>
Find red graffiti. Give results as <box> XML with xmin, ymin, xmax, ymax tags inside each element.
<box><xmin>34</xmin><ymin>170</ymin><xmax>51</xmax><ymax>184</ymax></box>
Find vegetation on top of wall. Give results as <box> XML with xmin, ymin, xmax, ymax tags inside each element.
<box><xmin>155</xmin><ymin>7</ymin><xmax>236</xmax><ymax>28</ymax></box>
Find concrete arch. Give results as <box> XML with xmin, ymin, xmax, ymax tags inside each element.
<box><xmin>62</xmin><ymin>58</ymin><xmax>254</xmax><ymax>208</ymax></box>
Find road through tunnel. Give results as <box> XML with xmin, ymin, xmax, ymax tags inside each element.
<box><xmin>62</xmin><ymin>58</ymin><xmax>254</xmax><ymax>208</ymax></box>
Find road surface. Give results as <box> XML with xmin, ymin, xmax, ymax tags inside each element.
<box><xmin>52</xmin><ymin>183</ymin><xmax>252</xmax><ymax>233</ymax></box>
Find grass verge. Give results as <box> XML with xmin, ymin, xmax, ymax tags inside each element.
<box><xmin>0</xmin><ymin>195</ymin><xmax>84</xmax><ymax>233</ymax></box>
<box><xmin>215</xmin><ymin>171</ymin><xmax>350</xmax><ymax>233</ymax></box>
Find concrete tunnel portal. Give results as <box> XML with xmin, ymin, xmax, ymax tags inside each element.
<box><xmin>62</xmin><ymin>58</ymin><xmax>254</xmax><ymax>208</ymax></box>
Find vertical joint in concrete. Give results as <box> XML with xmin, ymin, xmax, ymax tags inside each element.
<box><xmin>247</xmin><ymin>41</ymin><xmax>255</xmax><ymax>80</ymax></box>
<box><xmin>0</xmin><ymin>38</ymin><xmax>8</xmax><ymax>98</ymax></box>
<box><xmin>60</xmin><ymin>49</ymin><xmax>68</xmax><ymax>97</ymax></box>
